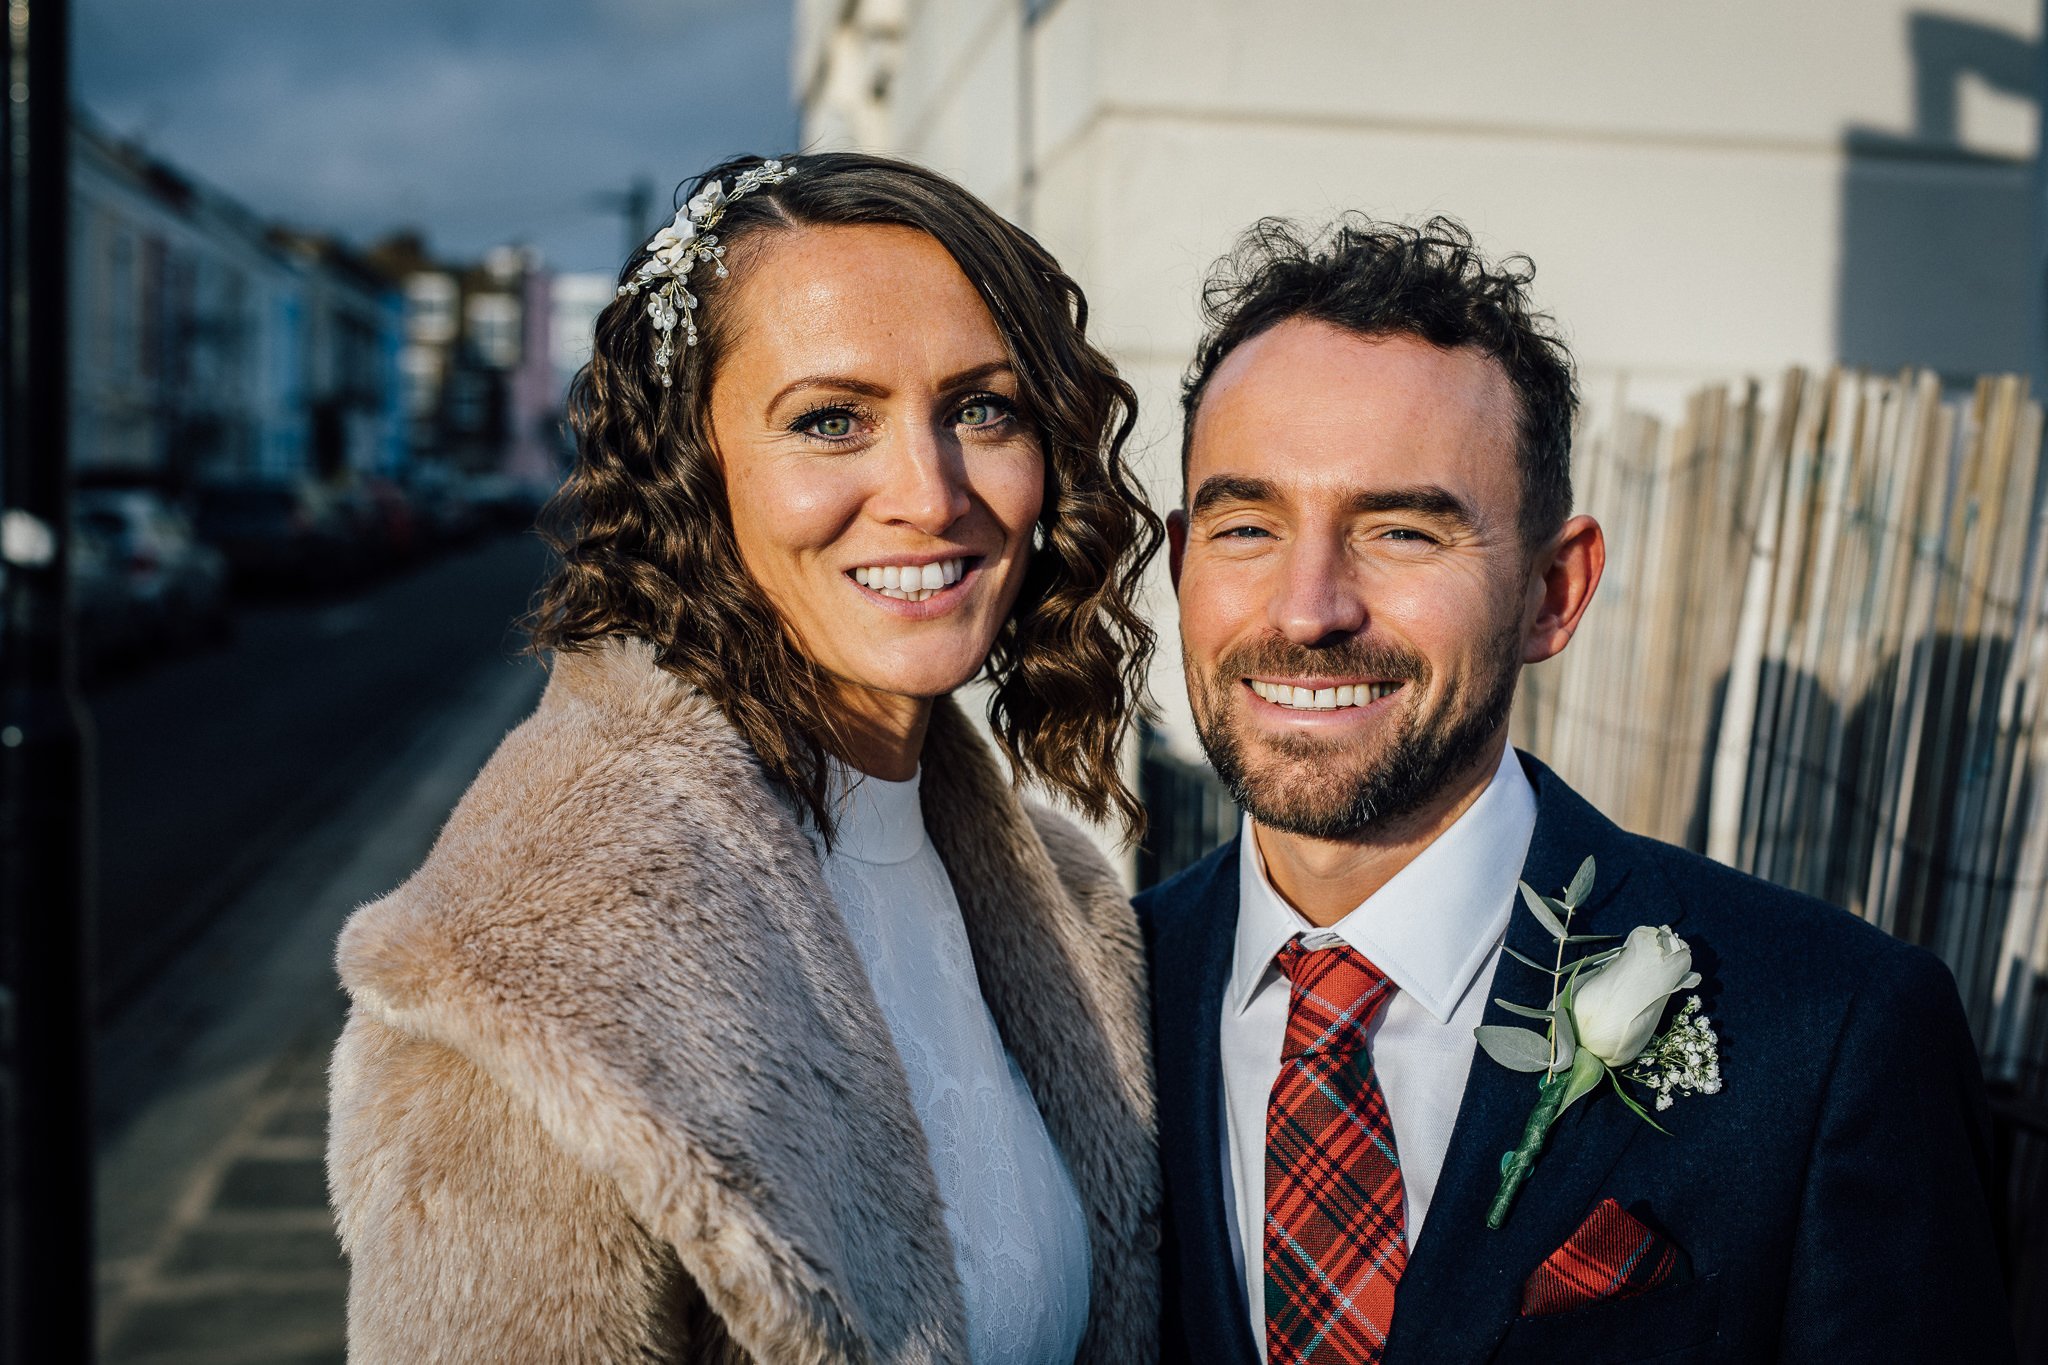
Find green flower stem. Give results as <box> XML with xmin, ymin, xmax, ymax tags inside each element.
<box><xmin>1488</xmin><ymin>1071</ymin><xmax>1568</xmax><ymax>1229</ymax></box>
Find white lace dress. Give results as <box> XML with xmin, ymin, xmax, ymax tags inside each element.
<box><xmin>809</xmin><ymin>763</ymin><xmax>1091</xmax><ymax>1365</ymax></box>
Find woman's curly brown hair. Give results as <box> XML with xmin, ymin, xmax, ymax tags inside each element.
<box><xmin>527</xmin><ymin>151</ymin><xmax>1162</xmax><ymax>842</ymax></box>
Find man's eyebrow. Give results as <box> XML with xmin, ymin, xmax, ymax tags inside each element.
<box><xmin>1189</xmin><ymin>477</ymin><xmax>1478</xmax><ymax>530</ymax></box>
<box><xmin>1189</xmin><ymin>475</ymin><xmax>1278</xmax><ymax>517</ymax></box>
<box><xmin>1345</xmin><ymin>486</ymin><xmax>1478</xmax><ymax>529</ymax></box>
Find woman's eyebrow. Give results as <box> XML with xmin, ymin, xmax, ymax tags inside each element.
<box><xmin>765</xmin><ymin>361</ymin><xmax>1016</xmax><ymax>413</ymax></box>
<box><xmin>767</xmin><ymin>374</ymin><xmax>889</xmax><ymax>409</ymax></box>
<box><xmin>936</xmin><ymin>360</ymin><xmax>1016</xmax><ymax>391</ymax></box>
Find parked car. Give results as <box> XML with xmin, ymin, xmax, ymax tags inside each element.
<box><xmin>74</xmin><ymin>488</ymin><xmax>229</xmax><ymax>650</ymax></box>
<box><xmin>70</xmin><ymin>510</ymin><xmax>148</xmax><ymax>679</ymax></box>
<box><xmin>461</xmin><ymin>473</ymin><xmax>551</xmax><ymax>531</ymax></box>
<box><xmin>360</xmin><ymin>477</ymin><xmax>423</xmax><ymax>565</ymax></box>
<box><xmin>192</xmin><ymin>479</ymin><xmax>359</xmax><ymax>593</ymax></box>
<box><xmin>403</xmin><ymin>466</ymin><xmax>483</xmax><ymax>547</ymax></box>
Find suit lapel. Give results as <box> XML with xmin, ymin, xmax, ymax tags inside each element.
<box><xmin>1384</xmin><ymin>755</ymin><xmax>1680</xmax><ymax>1365</ymax></box>
<box><xmin>1149</xmin><ymin>841</ymin><xmax>1265</xmax><ymax>1365</ymax></box>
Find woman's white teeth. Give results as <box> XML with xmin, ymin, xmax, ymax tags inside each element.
<box><xmin>1248</xmin><ymin>679</ymin><xmax>1399</xmax><ymax>709</ymax></box>
<box><xmin>851</xmin><ymin>558</ymin><xmax>965</xmax><ymax>601</ymax></box>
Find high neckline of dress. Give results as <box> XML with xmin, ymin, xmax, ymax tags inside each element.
<box><xmin>824</xmin><ymin>760</ymin><xmax>926</xmax><ymax>865</ymax></box>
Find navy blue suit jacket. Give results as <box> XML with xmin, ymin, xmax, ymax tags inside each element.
<box><xmin>1133</xmin><ymin>752</ymin><xmax>2014</xmax><ymax>1365</ymax></box>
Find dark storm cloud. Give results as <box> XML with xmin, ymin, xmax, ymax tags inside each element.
<box><xmin>75</xmin><ymin>0</ymin><xmax>797</xmax><ymax>271</ymax></box>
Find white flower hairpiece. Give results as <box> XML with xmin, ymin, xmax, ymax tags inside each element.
<box><xmin>617</xmin><ymin>158</ymin><xmax>797</xmax><ymax>387</ymax></box>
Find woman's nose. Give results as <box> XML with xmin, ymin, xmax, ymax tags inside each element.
<box><xmin>873</xmin><ymin>426</ymin><xmax>972</xmax><ymax>535</ymax></box>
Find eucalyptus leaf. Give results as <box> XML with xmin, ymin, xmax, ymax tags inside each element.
<box><xmin>1550</xmin><ymin>1006</ymin><xmax>1578</xmax><ymax>1073</ymax></box>
<box><xmin>1567</xmin><ymin>856</ymin><xmax>1597</xmax><ymax>908</ymax></box>
<box><xmin>1565</xmin><ymin>933</ymin><xmax>1622</xmax><ymax>943</ymax></box>
<box><xmin>1501</xmin><ymin>943</ymin><xmax>1555</xmax><ymax>974</ymax></box>
<box><xmin>1494</xmin><ymin>998</ymin><xmax>1555</xmax><ymax>1022</ymax></box>
<box><xmin>1475</xmin><ymin>1025</ymin><xmax>1554</xmax><ymax>1074</ymax></box>
<box><xmin>1518</xmin><ymin>882</ymin><xmax>1569</xmax><ymax>941</ymax></box>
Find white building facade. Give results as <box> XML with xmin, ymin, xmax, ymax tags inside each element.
<box><xmin>797</xmin><ymin>0</ymin><xmax>2044</xmax><ymax>755</ymax></box>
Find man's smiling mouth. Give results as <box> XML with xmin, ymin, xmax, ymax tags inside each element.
<box><xmin>1247</xmin><ymin>679</ymin><xmax>1403</xmax><ymax>711</ymax></box>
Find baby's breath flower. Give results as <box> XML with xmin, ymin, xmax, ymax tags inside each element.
<box><xmin>1624</xmin><ymin>996</ymin><xmax>1721</xmax><ymax>1111</ymax></box>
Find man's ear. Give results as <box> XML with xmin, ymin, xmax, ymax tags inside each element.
<box><xmin>1523</xmin><ymin>514</ymin><xmax>1604</xmax><ymax>665</ymax></box>
<box><xmin>1167</xmin><ymin>508</ymin><xmax>1189</xmax><ymax>596</ymax></box>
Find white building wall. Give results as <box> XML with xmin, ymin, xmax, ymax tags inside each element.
<box><xmin>800</xmin><ymin>0</ymin><xmax>2044</xmax><ymax>760</ymax></box>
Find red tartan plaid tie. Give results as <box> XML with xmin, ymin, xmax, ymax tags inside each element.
<box><xmin>1265</xmin><ymin>938</ymin><xmax>1405</xmax><ymax>1365</ymax></box>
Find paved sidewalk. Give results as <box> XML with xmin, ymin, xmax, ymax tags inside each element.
<box><xmin>93</xmin><ymin>655</ymin><xmax>545</xmax><ymax>1363</ymax></box>
<box><xmin>97</xmin><ymin>1007</ymin><xmax>346</xmax><ymax>1365</ymax></box>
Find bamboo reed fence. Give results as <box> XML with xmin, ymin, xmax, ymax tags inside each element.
<box><xmin>1514</xmin><ymin>367</ymin><xmax>2048</xmax><ymax>1091</ymax></box>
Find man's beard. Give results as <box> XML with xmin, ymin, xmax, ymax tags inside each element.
<box><xmin>1187</xmin><ymin>624</ymin><xmax>1521</xmax><ymax>841</ymax></box>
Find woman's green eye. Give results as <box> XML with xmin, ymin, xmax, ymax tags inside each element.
<box><xmin>958</xmin><ymin>398</ymin><xmax>1008</xmax><ymax>428</ymax></box>
<box><xmin>811</xmin><ymin>413</ymin><xmax>854</xmax><ymax>439</ymax></box>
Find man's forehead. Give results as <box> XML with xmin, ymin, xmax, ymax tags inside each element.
<box><xmin>1187</xmin><ymin>320</ymin><xmax>1520</xmax><ymax>498</ymax></box>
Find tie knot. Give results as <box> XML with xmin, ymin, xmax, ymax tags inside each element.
<box><xmin>1274</xmin><ymin>938</ymin><xmax>1396</xmax><ymax>1058</ymax></box>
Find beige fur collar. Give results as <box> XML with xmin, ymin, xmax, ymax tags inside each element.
<box><xmin>336</xmin><ymin>638</ymin><xmax>1157</xmax><ymax>1363</ymax></box>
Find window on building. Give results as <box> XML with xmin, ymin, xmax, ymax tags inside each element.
<box><xmin>466</xmin><ymin>292</ymin><xmax>522</xmax><ymax>369</ymax></box>
<box><xmin>399</xmin><ymin>344</ymin><xmax>442</xmax><ymax>418</ymax></box>
<box><xmin>406</xmin><ymin>273</ymin><xmax>458</xmax><ymax>345</ymax></box>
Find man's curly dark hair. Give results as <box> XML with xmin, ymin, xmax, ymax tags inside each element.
<box><xmin>1180</xmin><ymin>213</ymin><xmax>1578</xmax><ymax>545</ymax></box>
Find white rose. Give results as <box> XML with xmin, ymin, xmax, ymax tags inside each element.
<box><xmin>1569</xmin><ymin>925</ymin><xmax>1693</xmax><ymax>1066</ymax></box>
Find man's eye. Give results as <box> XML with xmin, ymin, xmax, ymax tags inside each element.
<box><xmin>1216</xmin><ymin>525</ymin><xmax>1270</xmax><ymax>539</ymax></box>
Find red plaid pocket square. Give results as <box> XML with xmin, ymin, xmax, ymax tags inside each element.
<box><xmin>1520</xmin><ymin>1198</ymin><xmax>1684</xmax><ymax>1317</ymax></box>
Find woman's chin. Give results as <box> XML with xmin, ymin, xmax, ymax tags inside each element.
<box><xmin>834</xmin><ymin>653</ymin><xmax>992</xmax><ymax>705</ymax></box>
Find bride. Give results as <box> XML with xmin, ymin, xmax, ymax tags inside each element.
<box><xmin>326</xmin><ymin>152</ymin><xmax>1164</xmax><ymax>1363</ymax></box>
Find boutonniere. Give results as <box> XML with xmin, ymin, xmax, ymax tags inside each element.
<box><xmin>1474</xmin><ymin>857</ymin><xmax>1722</xmax><ymax>1229</ymax></box>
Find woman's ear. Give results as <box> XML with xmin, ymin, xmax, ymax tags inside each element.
<box><xmin>1523</xmin><ymin>514</ymin><xmax>1604</xmax><ymax>665</ymax></box>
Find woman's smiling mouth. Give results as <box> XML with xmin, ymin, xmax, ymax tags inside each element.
<box><xmin>848</xmin><ymin>556</ymin><xmax>974</xmax><ymax>603</ymax></box>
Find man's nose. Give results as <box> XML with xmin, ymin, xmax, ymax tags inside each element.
<box><xmin>873</xmin><ymin>425</ymin><xmax>972</xmax><ymax>535</ymax></box>
<box><xmin>1269</xmin><ymin>538</ymin><xmax>1367</xmax><ymax>645</ymax></box>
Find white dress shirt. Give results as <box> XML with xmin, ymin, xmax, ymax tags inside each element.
<box><xmin>1220</xmin><ymin>742</ymin><xmax>1537</xmax><ymax>1356</ymax></box>
<box><xmin>808</xmin><ymin>762</ymin><xmax>1091</xmax><ymax>1365</ymax></box>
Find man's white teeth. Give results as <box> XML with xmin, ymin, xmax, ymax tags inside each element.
<box><xmin>1248</xmin><ymin>679</ymin><xmax>1400</xmax><ymax>709</ymax></box>
<box><xmin>851</xmin><ymin>558</ymin><xmax>966</xmax><ymax>601</ymax></box>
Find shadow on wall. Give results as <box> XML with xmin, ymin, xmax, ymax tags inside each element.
<box><xmin>1838</xmin><ymin>11</ymin><xmax>2040</xmax><ymax>382</ymax></box>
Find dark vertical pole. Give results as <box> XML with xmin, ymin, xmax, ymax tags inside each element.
<box><xmin>0</xmin><ymin>0</ymin><xmax>94</xmax><ymax>1359</ymax></box>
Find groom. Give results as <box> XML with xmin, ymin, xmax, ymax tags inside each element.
<box><xmin>1135</xmin><ymin>215</ymin><xmax>2014</xmax><ymax>1364</ymax></box>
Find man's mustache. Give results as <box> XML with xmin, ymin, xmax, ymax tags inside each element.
<box><xmin>1210</xmin><ymin>637</ymin><xmax>1427</xmax><ymax>687</ymax></box>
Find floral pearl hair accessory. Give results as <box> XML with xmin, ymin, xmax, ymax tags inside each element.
<box><xmin>616</xmin><ymin>158</ymin><xmax>797</xmax><ymax>387</ymax></box>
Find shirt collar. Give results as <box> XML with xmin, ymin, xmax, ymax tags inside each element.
<box><xmin>1228</xmin><ymin>743</ymin><xmax>1538</xmax><ymax>1025</ymax></box>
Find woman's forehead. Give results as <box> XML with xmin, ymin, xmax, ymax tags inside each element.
<box><xmin>721</xmin><ymin>223</ymin><xmax>1006</xmax><ymax>378</ymax></box>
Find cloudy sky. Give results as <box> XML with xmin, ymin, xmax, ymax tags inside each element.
<box><xmin>74</xmin><ymin>0</ymin><xmax>798</xmax><ymax>274</ymax></box>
